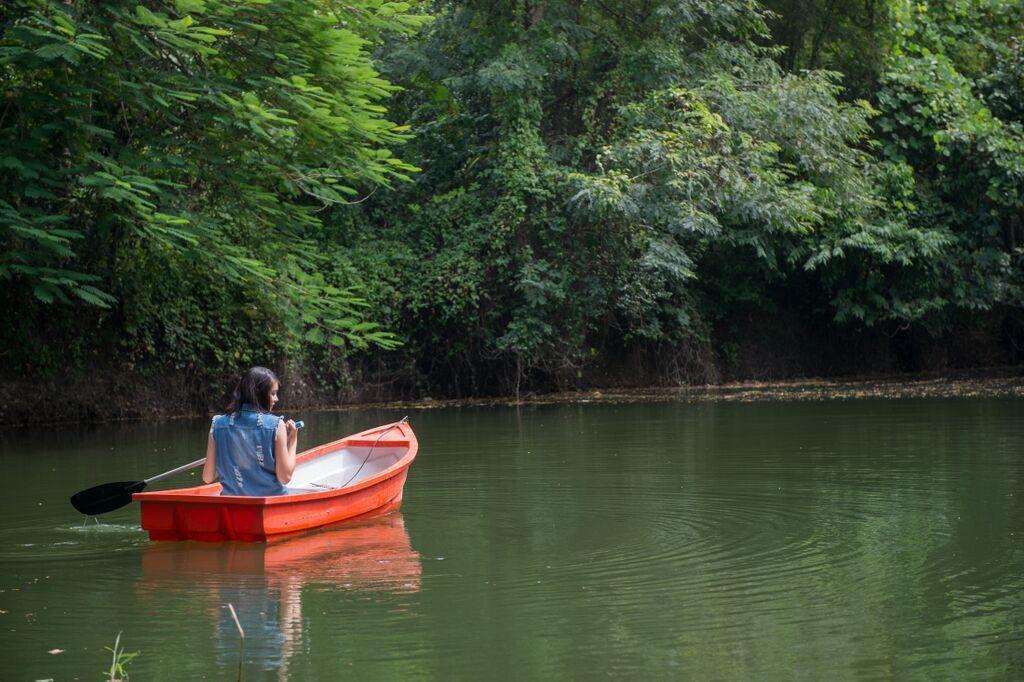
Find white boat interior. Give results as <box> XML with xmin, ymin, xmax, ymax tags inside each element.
<box><xmin>285</xmin><ymin>445</ymin><xmax>407</xmax><ymax>494</ymax></box>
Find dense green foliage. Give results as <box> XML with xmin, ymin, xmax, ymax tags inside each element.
<box><xmin>345</xmin><ymin>0</ymin><xmax>1023</xmax><ymax>392</ymax></box>
<box><xmin>763</xmin><ymin>0</ymin><xmax>1023</xmax><ymax>327</ymax></box>
<box><xmin>1</xmin><ymin>0</ymin><xmax>424</xmax><ymax>376</ymax></box>
<box><xmin>2</xmin><ymin>0</ymin><xmax>1022</xmax><ymax>405</ymax></box>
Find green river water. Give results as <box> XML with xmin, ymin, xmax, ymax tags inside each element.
<box><xmin>1</xmin><ymin>398</ymin><xmax>1022</xmax><ymax>680</ymax></box>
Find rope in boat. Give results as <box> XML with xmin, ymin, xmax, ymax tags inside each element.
<box><xmin>314</xmin><ymin>416</ymin><xmax>409</xmax><ymax>491</ymax></box>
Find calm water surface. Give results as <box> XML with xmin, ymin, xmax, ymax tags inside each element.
<box><xmin>1</xmin><ymin>399</ymin><xmax>1022</xmax><ymax>679</ymax></box>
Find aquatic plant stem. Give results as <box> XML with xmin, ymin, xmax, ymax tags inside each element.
<box><xmin>225</xmin><ymin>603</ymin><xmax>244</xmax><ymax>681</ymax></box>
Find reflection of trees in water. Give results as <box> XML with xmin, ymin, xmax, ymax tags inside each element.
<box><xmin>402</xmin><ymin>402</ymin><xmax>1024</xmax><ymax>678</ymax></box>
<box><xmin>138</xmin><ymin>513</ymin><xmax>420</xmax><ymax>676</ymax></box>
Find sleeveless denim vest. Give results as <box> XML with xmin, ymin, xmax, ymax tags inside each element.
<box><xmin>211</xmin><ymin>404</ymin><xmax>287</xmax><ymax>496</ymax></box>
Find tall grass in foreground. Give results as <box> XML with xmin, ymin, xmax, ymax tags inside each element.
<box><xmin>103</xmin><ymin>632</ymin><xmax>138</xmax><ymax>681</ymax></box>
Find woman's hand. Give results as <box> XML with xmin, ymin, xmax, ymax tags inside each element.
<box><xmin>285</xmin><ymin>419</ymin><xmax>298</xmax><ymax>447</ymax></box>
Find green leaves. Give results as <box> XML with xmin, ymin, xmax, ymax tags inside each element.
<box><xmin>340</xmin><ymin>0</ymin><xmax>1024</xmax><ymax>395</ymax></box>
<box><xmin>863</xmin><ymin>0</ymin><xmax>1024</xmax><ymax>324</ymax></box>
<box><xmin>1</xmin><ymin>0</ymin><xmax>425</xmax><ymax>376</ymax></box>
<box><xmin>4</xmin><ymin>0</ymin><xmax>1022</xmax><ymax>392</ymax></box>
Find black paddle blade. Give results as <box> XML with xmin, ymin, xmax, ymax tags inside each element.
<box><xmin>70</xmin><ymin>480</ymin><xmax>147</xmax><ymax>516</ymax></box>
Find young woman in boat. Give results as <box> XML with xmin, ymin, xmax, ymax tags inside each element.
<box><xmin>202</xmin><ymin>366</ymin><xmax>300</xmax><ymax>495</ymax></box>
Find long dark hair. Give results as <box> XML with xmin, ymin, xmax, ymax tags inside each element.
<box><xmin>227</xmin><ymin>366</ymin><xmax>279</xmax><ymax>414</ymax></box>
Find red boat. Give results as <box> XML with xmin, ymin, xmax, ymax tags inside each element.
<box><xmin>133</xmin><ymin>420</ymin><xmax>417</xmax><ymax>541</ymax></box>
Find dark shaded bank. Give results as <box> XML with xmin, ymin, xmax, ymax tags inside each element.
<box><xmin>6</xmin><ymin>291</ymin><xmax>1021</xmax><ymax>430</ymax></box>
<box><xmin>6</xmin><ymin>308</ymin><xmax>1023</xmax><ymax>426</ymax></box>
<box><xmin>2</xmin><ymin>354</ymin><xmax>1022</xmax><ymax>427</ymax></box>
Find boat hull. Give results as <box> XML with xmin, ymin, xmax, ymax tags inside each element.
<box><xmin>134</xmin><ymin>421</ymin><xmax>417</xmax><ymax>542</ymax></box>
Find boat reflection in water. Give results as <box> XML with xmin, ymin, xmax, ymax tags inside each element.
<box><xmin>138</xmin><ymin>513</ymin><xmax>420</xmax><ymax>677</ymax></box>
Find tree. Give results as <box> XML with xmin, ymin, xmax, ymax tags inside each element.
<box><xmin>1</xmin><ymin>0</ymin><xmax>426</xmax><ymax>373</ymax></box>
<box><xmin>344</xmin><ymin>0</ymin><xmax>954</xmax><ymax>392</ymax></box>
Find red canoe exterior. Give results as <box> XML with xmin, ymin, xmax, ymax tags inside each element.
<box><xmin>133</xmin><ymin>421</ymin><xmax>418</xmax><ymax>542</ymax></box>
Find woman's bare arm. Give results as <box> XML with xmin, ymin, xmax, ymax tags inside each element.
<box><xmin>275</xmin><ymin>420</ymin><xmax>298</xmax><ymax>484</ymax></box>
<box><xmin>202</xmin><ymin>432</ymin><xmax>218</xmax><ymax>484</ymax></box>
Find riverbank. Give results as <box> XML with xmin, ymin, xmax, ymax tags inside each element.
<box><xmin>3</xmin><ymin>366</ymin><xmax>1022</xmax><ymax>427</ymax></box>
<box><xmin>370</xmin><ymin>368</ymin><xmax>1024</xmax><ymax>409</ymax></box>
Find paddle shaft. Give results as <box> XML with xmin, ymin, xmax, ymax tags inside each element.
<box><xmin>145</xmin><ymin>458</ymin><xmax>205</xmax><ymax>485</ymax></box>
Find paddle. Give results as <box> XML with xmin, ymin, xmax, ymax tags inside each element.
<box><xmin>70</xmin><ymin>458</ymin><xmax>204</xmax><ymax>516</ymax></box>
<box><xmin>70</xmin><ymin>419</ymin><xmax>305</xmax><ymax>516</ymax></box>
